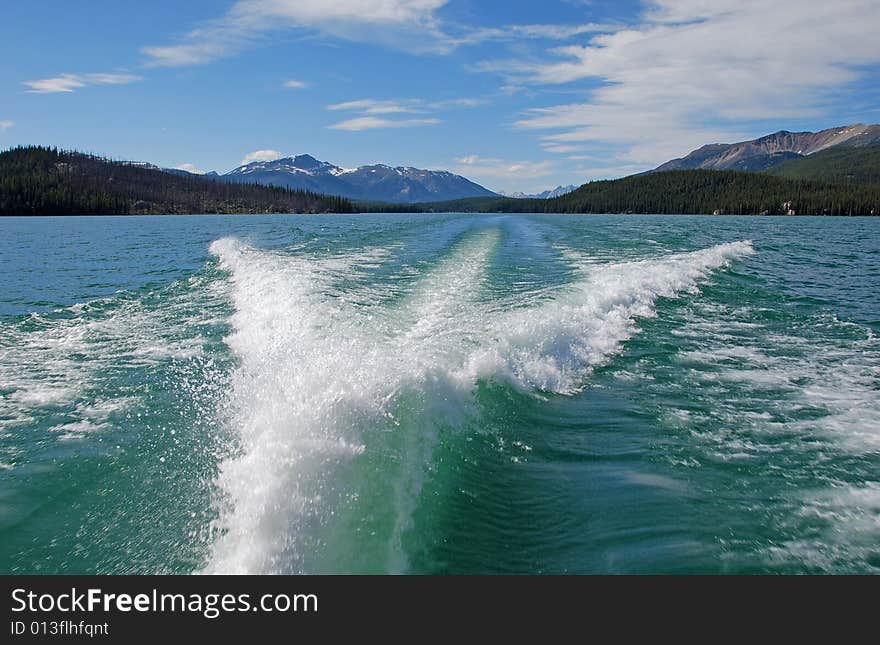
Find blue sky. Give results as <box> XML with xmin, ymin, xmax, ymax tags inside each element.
<box><xmin>1</xmin><ymin>0</ymin><xmax>878</xmax><ymax>192</ymax></box>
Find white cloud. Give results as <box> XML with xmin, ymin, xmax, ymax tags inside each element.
<box><xmin>328</xmin><ymin>117</ymin><xmax>440</xmax><ymax>131</ymax></box>
<box><xmin>283</xmin><ymin>80</ymin><xmax>307</xmax><ymax>89</ymax></box>
<box><xmin>448</xmin><ymin>22</ymin><xmax>618</xmax><ymax>46</ymax></box>
<box><xmin>327</xmin><ymin>99</ymin><xmax>424</xmax><ymax>115</ymax></box>
<box><xmin>143</xmin><ymin>0</ymin><xmax>450</xmax><ymax>66</ymax></box>
<box><xmin>453</xmin><ymin>154</ymin><xmax>555</xmax><ymax>176</ymax></box>
<box><xmin>499</xmin><ymin>84</ymin><xmax>520</xmax><ymax>93</ymax></box>
<box><xmin>175</xmin><ymin>163</ymin><xmax>205</xmax><ymax>174</ymax></box>
<box><xmin>507</xmin><ymin>23</ymin><xmax>615</xmax><ymax>39</ymax></box>
<box><xmin>568</xmin><ymin>163</ymin><xmax>651</xmax><ymax>181</ymax></box>
<box><xmin>0</xmin><ymin>120</ymin><xmax>13</xmax><ymax>132</ymax></box>
<box><xmin>480</xmin><ymin>0</ymin><xmax>880</xmax><ymax>169</ymax></box>
<box><xmin>241</xmin><ymin>149</ymin><xmax>283</xmax><ymax>164</ymax></box>
<box><xmin>325</xmin><ymin>96</ymin><xmax>484</xmax><ymax>130</ymax></box>
<box><xmin>143</xmin><ymin>42</ymin><xmax>229</xmax><ymax>67</ymax></box>
<box><xmin>451</xmin><ymin>154</ymin><xmax>558</xmax><ymax>192</ymax></box>
<box><xmin>23</xmin><ymin>76</ymin><xmax>85</xmax><ymax>94</ymax></box>
<box><xmin>23</xmin><ymin>73</ymin><xmax>141</xmax><ymax>94</ymax></box>
<box><xmin>141</xmin><ymin>0</ymin><xmax>620</xmax><ymax>66</ymax></box>
<box><xmin>440</xmin><ymin>97</ymin><xmax>487</xmax><ymax>109</ymax></box>
<box><xmin>82</xmin><ymin>73</ymin><xmax>143</xmax><ymax>86</ymax></box>
<box><xmin>541</xmin><ymin>143</ymin><xmax>585</xmax><ymax>154</ymax></box>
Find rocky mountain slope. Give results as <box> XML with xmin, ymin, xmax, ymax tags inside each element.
<box><xmin>653</xmin><ymin>124</ymin><xmax>880</xmax><ymax>173</ymax></box>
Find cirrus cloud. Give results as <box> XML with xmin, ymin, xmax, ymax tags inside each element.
<box><xmin>451</xmin><ymin>154</ymin><xmax>558</xmax><ymax>193</ymax></box>
<box><xmin>328</xmin><ymin>117</ymin><xmax>440</xmax><ymax>131</ymax></box>
<box><xmin>141</xmin><ymin>0</ymin><xmax>622</xmax><ymax>67</ymax></box>
<box><xmin>327</xmin><ymin>98</ymin><xmax>425</xmax><ymax>115</ymax></box>
<box><xmin>325</xmin><ymin>96</ymin><xmax>485</xmax><ymax>130</ymax></box>
<box><xmin>23</xmin><ymin>73</ymin><xmax>142</xmax><ymax>94</ymax></box>
<box><xmin>143</xmin><ymin>0</ymin><xmax>450</xmax><ymax>67</ymax></box>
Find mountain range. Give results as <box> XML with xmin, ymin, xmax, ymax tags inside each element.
<box><xmin>158</xmin><ymin>122</ymin><xmax>879</xmax><ymax>205</ymax></box>
<box><xmin>652</xmin><ymin>124</ymin><xmax>880</xmax><ymax>173</ymax></box>
<box><xmin>3</xmin><ymin>121</ymin><xmax>878</xmax><ymax>215</ymax></box>
<box><xmin>499</xmin><ymin>185</ymin><xmax>578</xmax><ymax>199</ymax></box>
<box><xmin>216</xmin><ymin>154</ymin><xmax>497</xmax><ymax>203</ymax></box>
<box><xmin>391</xmin><ymin>122</ymin><xmax>880</xmax><ymax>216</ymax></box>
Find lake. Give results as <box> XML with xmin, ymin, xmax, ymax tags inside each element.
<box><xmin>1</xmin><ymin>213</ymin><xmax>878</xmax><ymax>573</ymax></box>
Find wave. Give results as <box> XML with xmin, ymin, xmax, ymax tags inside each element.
<box><xmin>203</xmin><ymin>232</ymin><xmax>754</xmax><ymax>573</ymax></box>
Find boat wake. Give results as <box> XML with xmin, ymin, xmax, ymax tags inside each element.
<box><xmin>203</xmin><ymin>232</ymin><xmax>754</xmax><ymax>573</ymax></box>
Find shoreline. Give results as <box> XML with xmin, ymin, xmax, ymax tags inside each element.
<box><xmin>1</xmin><ymin>211</ymin><xmax>878</xmax><ymax>218</ymax></box>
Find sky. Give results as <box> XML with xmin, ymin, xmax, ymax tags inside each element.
<box><xmin>1</xmin><ymin>0</ymin><xmax>879</xmax><ymax>193</ymax></box>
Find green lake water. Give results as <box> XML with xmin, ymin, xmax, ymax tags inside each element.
<box><xmin>1</xmin><ymin>213</ymin><xmax>878</xmax><ymax>573</ymax></box>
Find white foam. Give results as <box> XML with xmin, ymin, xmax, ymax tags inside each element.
<box><xmin>50</xmin><ymin>419</ymin><xmax>111</xmax><ymax>441</ymax></box>
<box><xmin>766</xmin><ymin>483</ymin><xmax>880</xmax><ymax>572</ymax></box>
<box><xmin>662</xmin><ymin>291</ymin><xmax>880</xmax><ymax>570</ymax></box>
<box><xmin>204</xmin><ymin>235</ymin><xmax>755</xmax><ymax>573</ymax></box>
<box><xmin>675</xmin><ymin>320</ymin><xmax>880</xmax><ymax>452</ymax></box>
<box><xmin>0</xmin><ymin>278</ymin><xmax>216</xmax><ymax>444</ymax></box>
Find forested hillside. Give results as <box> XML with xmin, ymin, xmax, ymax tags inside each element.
<box><xmin>764</xmin><ymin>146</ymin><xmax>880</xmax><ymax>185</ymax></box>
<box><xmin>403</xmin><ymin>170</ymin><xmax>880</xmax><ymax>216</ymax></box>
<box><xmin>0</xmin><ymin>146</ymin><xmax>354</xmax><ymax>215</ymax></box>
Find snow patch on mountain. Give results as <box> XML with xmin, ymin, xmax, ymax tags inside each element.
<box><xmin>220</xmin><ymin>154</ymin><xmax>497</xmax><ymax>203</ymax></box>
<box><xmin>499</xmin><ymin>184</ymin><xmax>579</xmax><ymax>199</ymax></box>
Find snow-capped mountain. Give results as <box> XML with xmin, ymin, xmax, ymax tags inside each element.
<box><xmin>543</xmin><ymin>184</ymin><xmax>579</xmax><ymax>199</ymax></box>
<box><xmin>499</xmin><ymin>184</ymin><xmax>579</xmax><ymax>199</ymax></box>
<box><xmin>222</xmin><ymin>154</ymin><xmax>497</xmax><ymax>203</ymax></box>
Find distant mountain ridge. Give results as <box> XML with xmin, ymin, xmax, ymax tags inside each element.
<box><xmin>499</xmin><ymin>184</ymin><xmax>578</xmax><ymax>199</ymax></box>
<box><xmin>221</xmin><ymin>154</ymin><xmax>497</xmax><ymax>203</ymax></box>
<box><xmin>653</xmin><ymin>124</ymin><xmax>880</xmax><ymax>173</ymax></box>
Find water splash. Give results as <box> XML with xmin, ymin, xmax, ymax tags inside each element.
<box><xmin>204</xmin><ymin>232</ymin><xmax>754</xmax><ymax>573</ymax></box>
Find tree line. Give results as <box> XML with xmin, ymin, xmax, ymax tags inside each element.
<box><xmin>766</xmin><ymin>146</ymin><xmax>880</xmax><ymax>186</ymax></box>
<box><xmin>389</xmin><ymin>169</ymin><xmax>880</xmax><ymax>216</ymax></box>
<box><xmin>0</xmin><ymin>146</ymin><xmax>354</xmax><ymax>215</ymax></box>
<box><xmin>3</xmin><ymin>146</ymin><xmax>877</xmax><ymax>217</ymax></box>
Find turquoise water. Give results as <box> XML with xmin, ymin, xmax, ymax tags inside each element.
<box><xmin>0</xmin><ymin>213</ymin><xmax>878</xmax><ymax>574</ymax></box>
